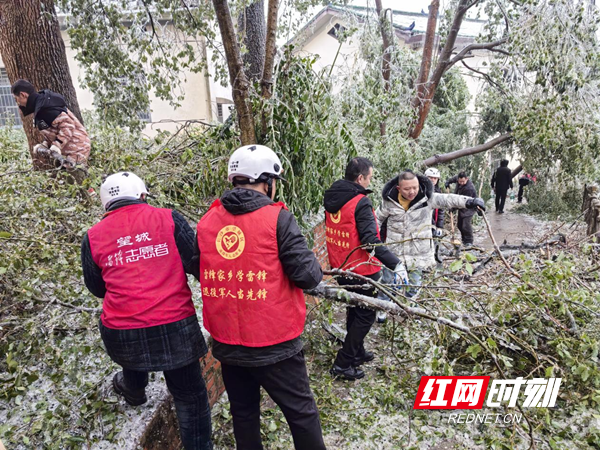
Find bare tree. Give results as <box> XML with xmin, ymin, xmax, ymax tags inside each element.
<box><xmin>0</xmin><ymin>0</ymin><xmax>83</xmax><ymax>166</ymax></box>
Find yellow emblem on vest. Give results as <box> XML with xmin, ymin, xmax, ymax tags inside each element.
<box><xmin>330</xmin><ymin>210</ymin><xmax>342</xmax><ymax>224</ymax></box>
<box><xmin>216</xmin><ymin>225</ymin><xmax>246</xmax><ymax>260</ymax></box>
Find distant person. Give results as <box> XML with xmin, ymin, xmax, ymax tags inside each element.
<box><xmin>81</xmin><ymin>172</ymin><xmax>213</xmax><ymax>450</ymax></box>
<box><xmin>446</xmin><ymin>172</ymin><xmax>478</xmax><ymax>247</ymax></box>
<box><xmin>491</xmin><ymin>159</ymin><xmax>513</xmax><ymax>213</ymax></box>
<box><xmin>12</xmin><ymin>79</ymin><xmax>90</xmax><ymax>168</ymax></box>
<box><xmin>377</xmin><ymin>170</ymin><xmax>484</xmax><ymax>292</ymax></box>
<box><xmin>518</xmin><ymin>173</ymin><xmax>536</xmax><ymax>203</ymax></box>
<box><xmin>424</xmin><ymin>168</ymin><xmax>445</xmax><ymax>233</ymax></box>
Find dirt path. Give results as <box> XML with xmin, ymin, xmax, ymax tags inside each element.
<box><xmin>474</xmin><ymin>200</ymin><xmax>545</xmax><ymax>250</ymax></box>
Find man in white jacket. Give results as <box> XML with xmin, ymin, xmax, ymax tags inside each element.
<box><xmin>376</xmin><ymin>171</ymin><xmax>485</xmax><ymax>293</ymax></box>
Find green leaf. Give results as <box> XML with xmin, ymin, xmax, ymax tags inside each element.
<box><xmin>465</xmin><ymin>262</ymin><xmax>473</xmax><ymax>275</ymax></box>
<box><xmin>449</xmin><ymin>259</ymin><xmax>463</xmax><ymax>272</ymax></box>
<box><xmin>464</xmin><ymin>252</ymin><xmax>477</xmax><ymax>262</ymax></box>
<box><xmin>0</xmin><ymin>231</ymin><xmax>12</xmax><ymax>238</ymax></box>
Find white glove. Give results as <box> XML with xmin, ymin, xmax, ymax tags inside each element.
<box><xmin>393</xmin><ymin>262</ymin><xmax>409</xmax><ymax>285</ymax></box>
<box><xmin>49</xmin><ymin>144</ymin><xmax>61</xmax><ymax>155</ymax></box>
<box><xmin>33</xmin><ymin>143</ymin><xmax>48</xmax><ymax>153</ymax></box>
<box><xmin>433</xmin><ymin>228</ymin><xmax>443</xmax><ymax>238</ymax></box>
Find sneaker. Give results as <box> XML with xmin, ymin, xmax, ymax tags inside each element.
<box><xmin>376</xmin><ymin>311</ymin><xmax>387</xmax><ymax>323</ymax></box>
<box><xmin>113</xmin><ymin>372</ymin><xmax>147</xmax><ymax>406</ymax></box>
<box><xmin>330</xmin><ymin>365</ymin><xmax>365</xmax><ymax>381</ymax></box>
<box><xmin>353</xmin><ymin>351</ymin><xmax>375</xmax><ymax>366</ymax></box>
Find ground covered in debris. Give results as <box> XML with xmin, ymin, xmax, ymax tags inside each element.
<box><xmin>211</xmin><ymin>204</ymin><xmax>600</xmax><ymax>450</ymax></box>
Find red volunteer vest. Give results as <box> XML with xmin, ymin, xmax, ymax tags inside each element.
<box><xmin>88</xmin><ymin>203</ymin><xmax>194</xmax><ymax>329</ymax></box>
<box><xmin>197</xmin><ymin>199</ymin><xmax>306</xmax><ymax>347</ymax></box>
<box><xmin>325</xmin><ymin>194</ymin><xmax>382</xmax><ymax>276</ymax></box>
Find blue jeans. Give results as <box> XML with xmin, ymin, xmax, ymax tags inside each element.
<box><xmin>377</xmin><ymin>267</ymin><xmax>422</xmax><ymax>299</ymax></box>
<box><xmin>124</xmin><ymin>361</ymin><xmax>213</xmax><ymax>450</ymax></box>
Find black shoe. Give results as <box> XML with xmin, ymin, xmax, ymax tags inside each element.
<box><xmin>113</xmin><ymin>372</ymin><xmax>147</xmax><ymax>406</ymax></box>
<box><xmin>499</xmin><ymin>210</ymin><xmax>505</xmax><ymax>214</ymax></box>
<box><xmin>330</xmin><ymin>364</ymin><xmax>365</xmax><ymax>380</ymax></box>
<box><xmin>353</xmin><ymin>351</ymin><xmax>375</xmax><ymax>366</ymax></box>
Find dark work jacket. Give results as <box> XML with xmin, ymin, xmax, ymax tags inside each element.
<box><xmin>491</xmin><ymin>166</ymin><xmax>513</xmax><ymax>193</ymax></box>
<box><xmin>20</xmin><ymin>90</ymin><xmax>68</xmax><ymax>131</ymax></box>
<box><xmin>81</xmin><ymin>199</ymin><xmax>207</xmax><ymax>371</ymax></box>
<box><xmin>324</xmin><ymin>179</ymin><xmax>399</xmax><ymax>270</ymax></box>
<box><xmin>446</xmin><ymin>175</ymin><xmax>477</xmax><ymax>217</ymax></box>
<box><xmin>206</xmin><ymin>188</ymin><xmax>323</xmax><ymax>367</ymax></box>
<box><xmin>432</xmin><ymin>184</ymin><xmax>445</xmax><ymax>228</ymax></box>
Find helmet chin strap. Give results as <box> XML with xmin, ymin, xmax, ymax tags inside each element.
<box><xmin>266</xmin><ymin>177</ymin><xmax>275</xmax><ymax>200</ymax></box>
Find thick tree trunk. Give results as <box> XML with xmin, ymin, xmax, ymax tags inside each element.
<box><xmin>238</xmin><ymin>0</ymin><xmax>266</xmax><ymax>82</ymax></box>
<box><xmin>409</xmin><ymin>0</ymin><xmax>474</xmax><ymax>139</ymax></box>
<box><xmin>213</xmin><ymin>0</ymin><xmax>256</xmax><ymax>145</ymax></box>
<box><xmin>375</xmin><ymin>0</ymin><xmax>393</xmax><ymax>137</ymax></box>
<box><xmin>412</xmin><ymin>0</ymin><xmax>440</xmax><ymax>109</ymax></box>
<box><xmin>0</xmin><ymin>0</ymin><xmax>83</xmax><ymax>167</ymax></box>
<box><xmin>420</xmin><ymin>133</ymin><xmax>512</xmax><ymax>167</ymax></box>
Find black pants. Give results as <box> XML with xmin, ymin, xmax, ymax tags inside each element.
<box><xmin>124</xmin><ymin>361</ymin><xmax>212</xmax><ymax>450</ymax></box>
<box><xmin>334</xmin><ymin>273</ymin><xmax>378</xmax><ymax>368</ymax></box>
<box><xmin>518</xmin><ymin>184</ymin><xmax>526</xmax><ymax>202</ymax></box>
<box><xmin>457</xmin><ymin>213</ymin><xmax>474</xmax><ymax>245</ymax></box>
<box><xmin>495</xmin><ymin>189</ymin><xmax>508</xmax><ymax>212</ymax></box>
<box><xmin>221</xmin><ymin>352</ymin><xmax>326</xmax><ymax>450</ymax></box>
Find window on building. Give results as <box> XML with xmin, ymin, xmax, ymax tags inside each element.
<box><xmin>0</xmin><ymin>68</ymin><xmax>22</xmax><ymax>127</ymax></box>
<box><xmin>217</xmin><ymin>103</ymin><xmax>224</xmax><ymax>123</ymax></box>
<box><xmin>327</xmin><ymin>23</ymin><xmax>347</xmax><ymax>40</ymax></box>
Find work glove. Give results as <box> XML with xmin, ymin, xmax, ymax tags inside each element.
<box><xmin>49</xmin><ymin>144</ymin><xmax>61</xmax><ymax>155</ymax></box>
<box><xmin>33</xmin><ymin>143</ymin><xmax>49</xmax><ymax>154</ymax></box>
<box><xmin>466</xmin><ymin>197</ymin><xmax>486</xmax><ymax>215</ymax></box>
<box><xmin>445</xmin><ymin>181</ymin><xmax>451</xmax><ymax>189</ymax></box>
<box><xmin>433</xmin><ymin>228</ymin><xmax>443</xmax><ymax>238</ymax></box>
<box><xmin>393</xmin><ymin>262</ymin><xmax>409</xmax><ymax>285</ymax></box>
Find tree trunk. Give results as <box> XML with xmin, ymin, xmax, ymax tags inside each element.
<box><xmin>0</xmin><ymin>0</ymin><xmax>83</xmax><ymax>167</ymax></box>
<box><xmin>238</xmin><ymin>0</ymin><xmax>266</xmax><ymax>82</ymax></box>
<box><xmin>420</xmin><ymin>133</ymin><xmax>512</xmax><ymax>167</ymax></box>
<box><xmin>213</xmin><ymin>0</ymin><xmax>257</xmax><ymax>145</ymax></box>
<box><xmin>375</xmin><ymin>0</ymin><xmax>393</xmax><ymax>137</ymax></box>
<box><xmin>412</xmin><ymin>0</ymin><xmax>440</xmax><ymax>109</ymax></box>
<box><xmin>583</xmin><ymin>184</ymin><xmax>600</xmax><ymax>238</ymax></box>
<box><xmin>511</xmin><ymin>165</ymin><xmax>522</xmax><ymax>179</ymax></box>
<box><xmin>261</xmin><ymin>0</ymin><xmax>279</xmax><ymax>99</ymax></box>
<box><xmin>409</xmin><ymin>0</ymin><xmax>474</xmax><ymax>139</ymax></box>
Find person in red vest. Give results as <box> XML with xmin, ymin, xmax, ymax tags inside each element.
<box><xmin>81</xmin><ymin>172</ymin><xmax>213</xmax><ymax>450</ymax></box>
<box><xmin>196</xmin><ymin>145</ymin><xmax>326</xmax><ymax>450</ymax></box>
<box><xmin>324</xmin><ymin>157</ymin><xmax>407</xmax><ymax>381</ymax></box>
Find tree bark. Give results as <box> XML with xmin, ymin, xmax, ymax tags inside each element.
<box><xmin>213</xmin><ymin>0</ymin><xmax>256</xmax><ymax>145</ymax></box>
<box><xmin>261</xmin><ymin>0</ymin><xmax>279</xmax><ymax>99</ymax></box>
<box><xmin>375</xmin><ymin>0</ymin><xmax>393</xmax><ymax>137</ymax></box>
<box><xmin>412</xmin><ymin>0</ymin><xmax>440</xmax><ymax>110</ymax></box>
<box><xmin>0</xmin><ymin>0</ymin><xmax>83</xmax><ymax>167</ymax></box>
<box><xmin>511</xmin><ymin>164</ymin><xmax>522</xmax><ymax>178</ymax></box>
<box><xmin>409</xmin><ymin>0</ymin><xmax>475</xmax><ymax>139</ymax></box>
<box><xmin>238</xmin><ymin>0</ymin><xmax>266</xmax><ymax>82</ymax></box>
<box><xmin>420</xmin><ymin>133</ymin><xmax>512</xmax><ymax>167</ymax></box>
<box><xmin>583</xmin><ymin>184</ymin><xmax>600</xmax><ymax>238</ymax></box>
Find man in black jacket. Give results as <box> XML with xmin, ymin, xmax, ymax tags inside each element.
<box><xmin>324</xmin><ymin>157</ymin><xmax>404</xmax><ymax>381</ymax></box>
<box><xmin>491</xmin><ymin>159</ymin><xmax>513</xmax><ymax>213</ymax></box>
<box><xmin>446</xmin><ymin>172</ymin><xmax>478</xmax><ymax>246</ymax></box>
<box><xmin>196</xmin><ymin>145</ymin><xmax>326</xmax><ymax>450</ymax></box>
<box><xmin>81</xmin><ymin>172</ymin><xmax>212</xmax><ymax>450</ymax></box>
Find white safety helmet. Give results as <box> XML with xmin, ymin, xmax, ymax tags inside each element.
<box><xmin>227</xmin><ymin>144</ymin><xmax>284</xmax><ymax>183</ymax></box>
<box><xmin>100</xmin><ymin>171</ymin><xmax>148</xmax><ymax>210</ymax></box>
<box><xmin>424</xmin><ymin>168</ymin><xmax>441</xmax><ymax>178</ymax></box>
